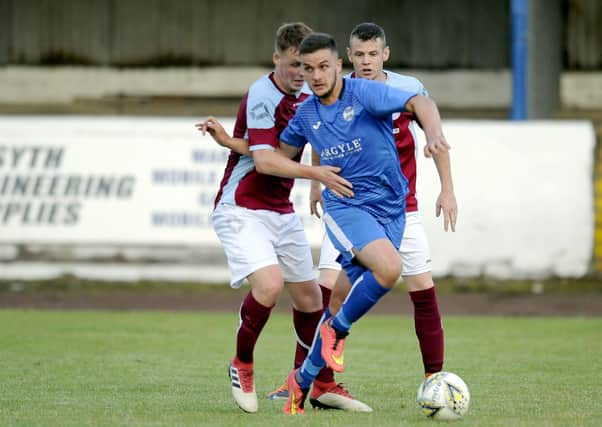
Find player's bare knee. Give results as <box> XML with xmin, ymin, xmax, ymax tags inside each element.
<box><xmin>374</xmin><ymin>268</ymin><xmax>401</xmax><ymax>288</ymax></box>
<box><xmin>374</xmin><ymin>260</ymin><xmax>402</xmax><ymax>287</ymax></box>
<box><xmin>253</xmin><ymin>283</ymin><xmax>283</xmax><ymax>307</ymax></box>
<box><xmin>291</xmin><ymin>293</ymin><xmax>322</xmax><ymax>312</ymax></box>
<box><xmin>318</xmin><ymin>270</ymin><xmax>339</xmax><ymax>290</ymax></box>
<box><xmin>288</xmin><ymin>281</ymin><xmax>322</xmax><ymax>312</ymax></box>
<box><xmin>404</xmin><ymin>273</ymin><xmax>434</xmax><ymax>292</ymax></box>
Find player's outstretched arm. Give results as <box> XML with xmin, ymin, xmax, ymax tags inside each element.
<box><xmin>195</xmin><ymin>117</ymin><xmax>251</xmax><ymax>156</ymax></box>
<box><xmin>405</xmin><ymin>96</ymin><xmax>450</xmax><ymax>158</ymax></box>
<box><xmin>405</xmin><ymin>95</ymin><xmax>457</xmax><ymax>230</ymax></box>
<box><xmin>432</xmin><ymin>150</ymin><xmax>458</xmax><ymax>232</ymax></box>
<box><xmin>253</xmin><ymin>143</ymin><xmax>354</xmax><ymax>198</ymax></box>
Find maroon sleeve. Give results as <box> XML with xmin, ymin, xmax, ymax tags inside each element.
<box><xmin>232</xmin><ymin>93</ymin><xmax>248</xmax><ymax>139</ymax></box>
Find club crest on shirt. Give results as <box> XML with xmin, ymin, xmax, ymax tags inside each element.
<box><xmin>250</xmin><ymin>102</ymin><xmax>270</xmax><ymax>121</ymax></box>
<box><xmin>342</xmin><ymin>106</ymin><xmax>354</xmax><ymax>122</ymax></box>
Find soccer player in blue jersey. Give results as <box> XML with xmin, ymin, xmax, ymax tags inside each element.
<box><xmin>201</xmin><ymin>32</ymin><xmax>449</xmax><ymax>415</ymax></box>
<box><xmin>308</xmin><ymin>22</ymin><xmax>454</xmax><ymax>387</ymax></box>
<box><xmin>267</xmin><ymin>22</ymin><xmax>454</xmax><ymax>405</ymax></box>
<box><xmin>275</xmin><ymin>32</ymin><xmax>449</xmax><ymax>414</ymax></box>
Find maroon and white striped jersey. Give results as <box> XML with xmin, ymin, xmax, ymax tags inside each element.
<box><xmin>214</xmin><ymin>73</ymin><xmax>311</xmax><ymax>213</ymax></box>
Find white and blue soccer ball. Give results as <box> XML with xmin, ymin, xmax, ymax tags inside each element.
<box><xmin>417</xmin><ymin>371</ymin><xmax>471</xmax><ymax>420</ymax></box>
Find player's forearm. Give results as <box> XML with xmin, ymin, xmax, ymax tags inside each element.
<box><xmin>310</xmin><ymin>149</ymin><xmax>322</xmax><ymax>190</ymax></box>
<box><xmin>220</xmin><ymin>137</ymin><xmax>288</xmax><ymax>158</ymax></box>
<box><xmin>254</xmin><ymin>150</ymin><xmax>316</xmax><ymax>180</ymax></box>
<box><xmin>433</xmin><ymin>150</ymin><xmax>454</xmax><ymax>193</ymax></box>
<box><xmin>222</xmin><ymin>137</ymin><xmax>251</xmax><ymax>156</ymax></box>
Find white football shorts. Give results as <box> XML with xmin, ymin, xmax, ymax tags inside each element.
<box><xmin>318</xmin><ymin>211</ymin><xmax>432</xmax><ymax>276</ymax></box>
<box><xmin>211</xmin><ymin>204</ymin><xmax>315</xmax><ymax>288</ymax></box>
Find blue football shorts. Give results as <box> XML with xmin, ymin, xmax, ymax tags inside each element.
<box><xmin>322</xmin><ymin>203</ymin><xmax>405</xmax><ymax>275</ymax></box>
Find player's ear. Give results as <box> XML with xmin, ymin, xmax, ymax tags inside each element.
<box><xmin>346</xmin><ymin>47</ymin><xmax>352</xmax><ymax>63</ymax></box>
<box><xmin>336</xmin><ymin>58</ymin><xmax>343</xmax><ymax>72</ymax></box>
<box><xmin>273</xmin><ymin>51</ymin><xmax>280</xmax><ymax>66</ymax></box>
<box><xmin>383</xmin><ymin>46</ymin><xmax>390</xmax><ymax>62</ymax></box>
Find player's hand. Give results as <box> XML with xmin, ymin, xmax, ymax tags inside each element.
<box><xmin>309</xmin><ymin>180</ymin><xmax>324</xmax><ymax>218</ymax></box>
<box><xmin>424</xmin><ymin>134</ymin><xmax>451</xmax><ymax>158</ymax></box>
<box><xmin>315</xmin><ymin>166</ymin><xmax>353</xmax><ymax>198</ymax></box>
<box><xmin>195</xmin><ymin>116</ymin><xmax>230</xmax><ymax>147</ymax></box>
<box><xmin>436</xmin><ymin>190</ymin><xmax>457</xmax><ymax>232</ymax></box>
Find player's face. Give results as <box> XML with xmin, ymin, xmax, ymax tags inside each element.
<box><xmin>273</xmin><ymin>47</ymin><xmax>305</xmax><ymax>94</ymax></box>
<box><xmin>302</xmin><ymin>48</ymin><xmax>342</xmax><ymax>103</ymax></box>
<box><xmin>347</xmin><ymin>37</ymin><xmax>389</xmax><ymax>82</ymax></box>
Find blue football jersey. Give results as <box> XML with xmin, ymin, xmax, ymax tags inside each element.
<box><xmin>280</xmin><ymin>78</ymin><xmax>416</xmax><ymax>222</ymax></box>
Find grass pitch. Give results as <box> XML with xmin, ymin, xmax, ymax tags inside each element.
<box><xmin>0</xmin><ymin>309</ymin><xmax>600</xmax><ymax>426</ymax></box>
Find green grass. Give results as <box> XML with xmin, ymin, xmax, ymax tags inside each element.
<box><xmin>0</xmin><ymin>310</ymin><xmax>601</xmax><ymax>426</ymax></box>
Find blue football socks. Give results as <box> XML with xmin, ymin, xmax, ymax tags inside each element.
<box><xmin>295</xmin><ymin>271</ymin><xmax>391</xmax><ymax>388</ymax></box>
<box><xmin>331</xmin><ymin>270</ymin><xmax>390</xmax><ymax>333</ymax></box>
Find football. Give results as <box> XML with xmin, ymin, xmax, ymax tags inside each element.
<box><xmin>417</xmin><ymin>371</ymin><xmax>471</xmax><ymax>420</ymax></box>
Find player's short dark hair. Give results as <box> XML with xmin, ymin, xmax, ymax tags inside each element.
<box><xmin>349</xmin><ymin>22</ymin><xmax>387</xmax><ymax>45</ymax></box>
<box><xmin>299</xmin><ymin>32</ymin><xmax>338</xmax><ymax>55</ymax></box>
<box><xmin>275</xmin><ymin>22</ymin><xmax>313</xmax><ymax>53</ymax></box>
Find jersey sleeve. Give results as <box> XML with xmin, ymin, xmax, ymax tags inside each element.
<box><xmin>417</xmin><ymin>80</ymin><xmax>428</xmax><ymax>97</ymax></box>
<box><xmin>404</xmin><ymin>76</ymin><xmax>429</xmax><ymax>97</ymax></box>
<box><xmin>246</xmin><ymin>89</ymin><xmax>278</xmax><ymax>152</ymax></box>
<box><xmin>232</xmin><ymin>93</ymin><xmax>248</xmax><ymax>139</ymax></box>
<box><xmin>359</xmin><ymin>79</ymin><xmax>418</xmax><ymax>118</ymax></box>
<box><xmin>279</xmin><ymin>110</ymin><xmax>307</xmax><ymax>149</ymax></box>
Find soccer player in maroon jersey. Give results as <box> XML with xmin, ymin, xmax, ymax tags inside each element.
<box><xmin>198</xmin><ymin>23</ymin><xmax>370</xmax><ymax>413</ymax></box>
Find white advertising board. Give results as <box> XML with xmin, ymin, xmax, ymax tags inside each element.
<box><xmin>0</xmin><ymin>116</ymin><xmax>595</xmax><ymax>278</ymax></box>
<box><xmin>0</xmin><ymin>116</ymin><xmax>232</xmax><ymax>244</ymax></box>
<box><xmin>415</xmin><ymin>120</ymin><xmax>594</xmax><ymax>278</ymax></box>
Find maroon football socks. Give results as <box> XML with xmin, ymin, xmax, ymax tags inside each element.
<box><xmin>410</xmin><ymin>286</ymin><xmax>444</xmax><ymax>374</ymax></box>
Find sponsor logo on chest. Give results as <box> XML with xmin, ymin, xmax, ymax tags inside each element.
<box><xmin>320</xmin><ymin>138</ymin><xmax>363</xmax><ymax>160</ymax></box>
